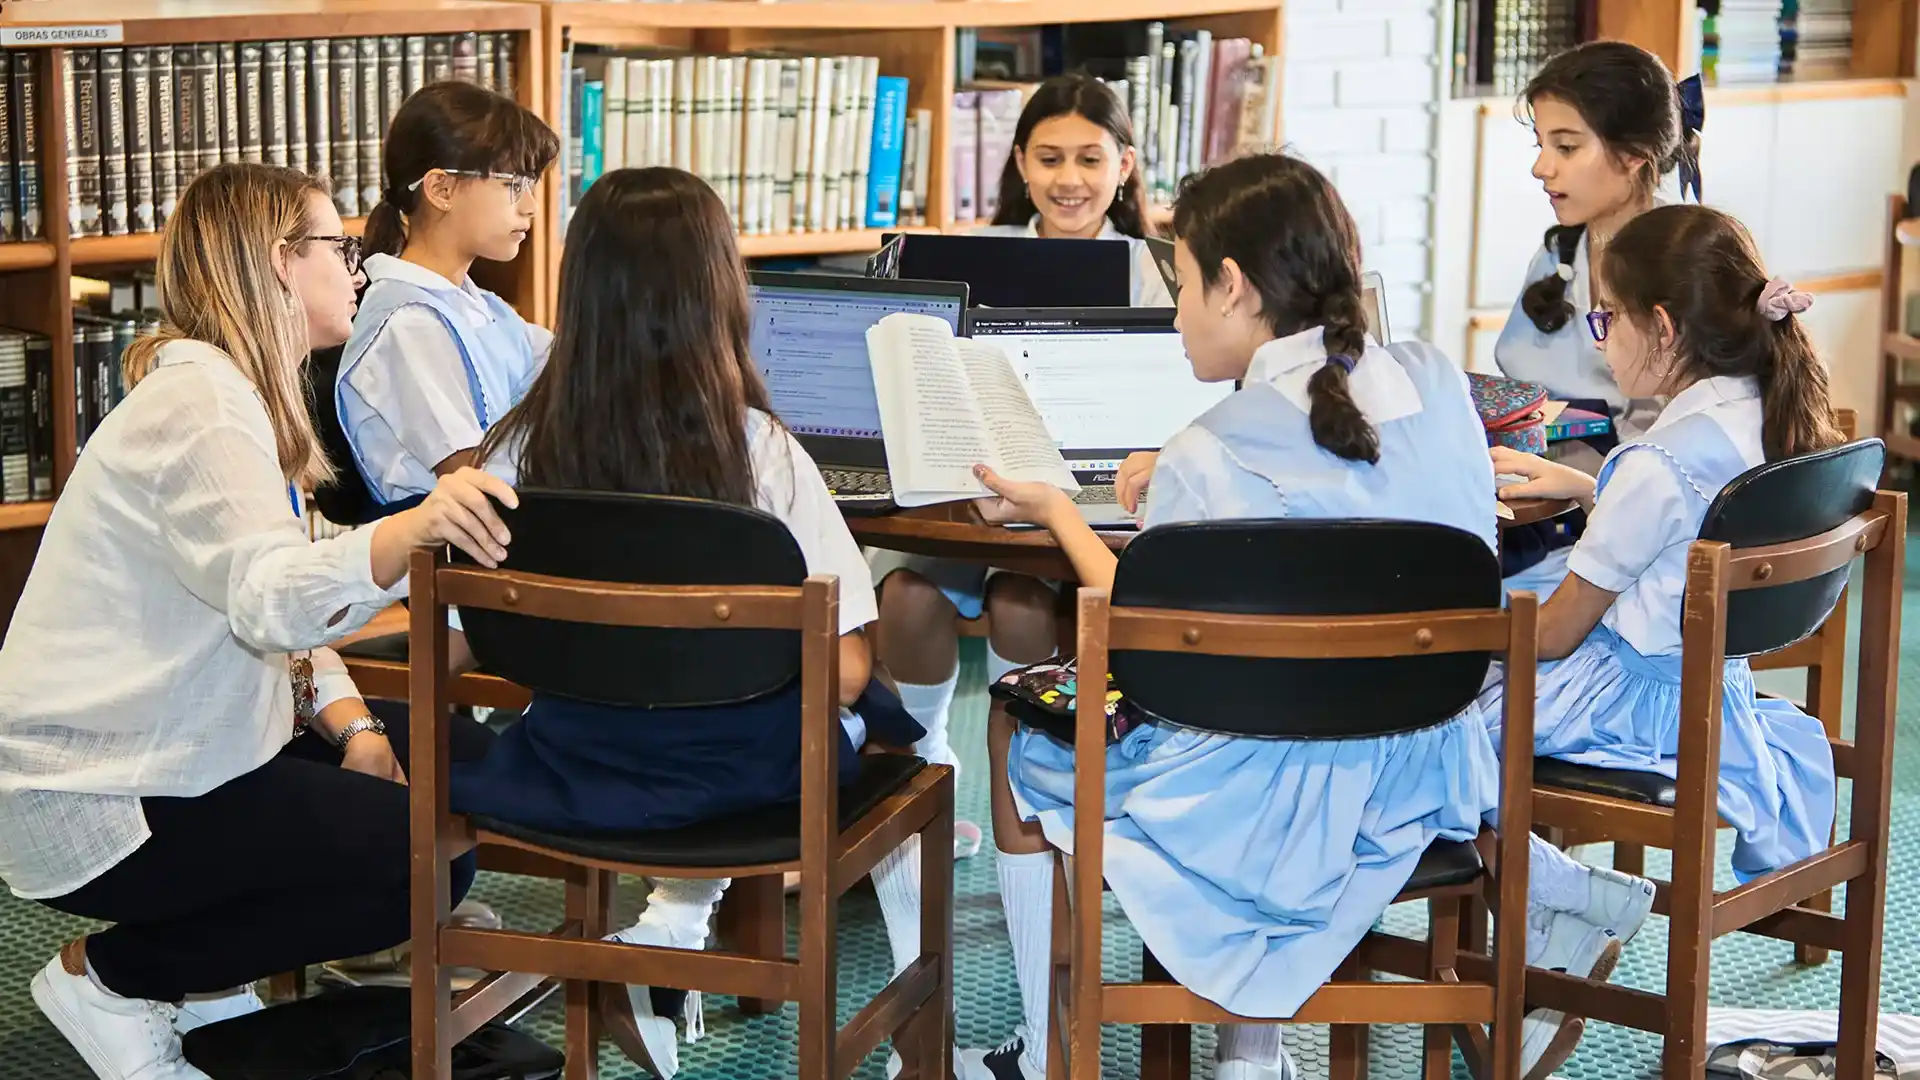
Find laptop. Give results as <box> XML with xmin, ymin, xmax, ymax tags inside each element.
<box><xmin>869</xmin><ymin>232</ymin><xmax>1132</xmax><ymax>308</ymax></box>
<box><xmin>969</xmin><ymin>307</ymin><xmax>1234</xmax><ymax>528</ymax></box>
<box><xmin>747</xmin><ymin>272</ymin><xmax>969</xmax><ymax>511</ymax></box>
<box><xmin>1142</xmin><ymin>239</ymin><xmax>1394</xmax><ymax>343</ymax></box>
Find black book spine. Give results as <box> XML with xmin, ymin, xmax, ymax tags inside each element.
<box><xmin>217</xmin><ymin>42</ymin><xmax>240</xmax><ymax>163</ymax></box>
<box><xmin>127</xmin><ymin>47</ymin><xmax>156</xmax><ymax>233</ymax></box>
<box><xmin>98</xmin><ymin>48</ymin><xmax>129</xmax><ymax>236</ymax></box>
<box><xmin>195</xmin><ymin>44</ymin><xmax>221</xmax><ymax>173</ymax></box>
<box><xmin>379</xmin><ymin>36</ymin><xmax>404</xmax><ymax>131</ymax></box>
<box><xmin>495</xmin><ymin>33</ymin><xmax>517</xmax><ymax>98</ymax></box>
<box><xmin>287</xmin><ymin>40</ymin><xmax>310</xmax><ymax>175</ymax></box>
<box><xmin>73</xmin><ymin>321</ymin><xmax>94</xmax><ymax>451</ymax></box>
<box><xmin>170</xmin><ymin>46</ymin><xmax>198</xmax><ymax>194</ymax></box>
<box><xmin>307</xmin><ymin>39</ymin><xmax>331</xmax><ymax>187</ymax></box>
<box><xmin>0</xmin><ymin>51</ymin><xmax>16</xmax><ymax>243</ymax></box>
<box><xmin>91</xmin><ymin>325</ymin><xmax>111</xmax><ymax>442</ymax></box>
<box><xmin>403</xmin><ymin>36</ymin><xmax>427</xmax><ymax>98</ymax></box>
<box><xmin>330</xmin><ymin>39</ymin><xmax>359</xmax><ymax>217</ymax></box>
<box><xmin>0</xmin><ymin>342</ymin><xmax>26</xmax><ymax>504</ymax></box>
<box><xmin>264</xmin><ymin>41</ymin><xmax>289</xmax><ymax>167</ymax></box>
<box><xmin>356</xmin><ymin>37</ymin><xmax>381</xmax><ymax>213</ymax></box>
<box><xmin>150</xmin><ymin>46</ymin><xmax>177</xmax><ymax>226</ymax></box>
<box><xmin>237</xmin><ymin>40</ymin><xmax>264</xmax><ymax>164</ymax></box>
<box><xmin>453</xmin><ymin>33</ymin><xmax>480</xmax><ymax>84</ymax></box>
<box><xmin>66</xmin><ymin>49</ymin><xmax>102</xmax><ymax>239</ymax></box>
<box><xmin>476</xmin><ymin>32</ymin><xmax>498</xmax><ymax>91</ymax></box>
<box><xmin>26</xmin><ymin>335</ymin><xmax>51</xmax><ymax>501</ymax></box>
<box><xmin>426</xmin><ymin>35</ymin><xmax>454</xmax><ymax>84</ymax></box>
<box><xmin>13</xmin><ymin>51</ymin><xmax>41</xmax><ymax>241</ymax></box>
<box><xmin>110</xmin><ymin>319</ymin><xmax>135</xmax><ymax>411</ymax></box>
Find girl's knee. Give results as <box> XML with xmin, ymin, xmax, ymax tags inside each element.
<box><xmin>984</xmin><ymin>575</ymin><xmax>1059</xmax><ymax>660</ymax></box>
<box><xmin>878</xmin><ymin>570</ymin><xmax>958</xmax><ymax>628</ymax></box>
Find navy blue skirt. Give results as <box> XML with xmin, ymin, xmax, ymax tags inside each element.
<box><xmin>449</xmin><ymin>679</ymin><xmax>921</xmax><ymax>835</ymax></box>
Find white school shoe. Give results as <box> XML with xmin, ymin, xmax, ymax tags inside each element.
<box><xmin>173</xmin><ymin>984</ymin><xmax>264</xmax><ymax>1034</ymax></box>
<box><xmin>1519</xmin><ymin>912</ymin><xmax>1622</xmax><ymax>1080</ymax></box>
<box><xmin>1577</xmin><ymin>864</ymin><xmax>1657</xmax><ymax>947</ymax></box>
<box><xmin>1215</xmin><ymin>1053</ymin><xmax>1298</xmax><ymax>1080</ymax></box>
<box><xmin>957</xmin><ymin>1029</ymin><xmax>1043</xmax><ymax>1080</ymax></box>
<box><xmin>599</xmin><ymin>922</ymin><xmax>687</xmax><ymax>1079</ymax></box>
<box><xmin>31</xmin><ymin>943</ymin><xmax>212</xmax><ymax>1080</ymax></box>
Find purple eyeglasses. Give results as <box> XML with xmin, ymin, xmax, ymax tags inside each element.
<box><xmin>1585</xmin><ymin>309</ymin><xmax>1613</xmax><ymax>343</ymax></box>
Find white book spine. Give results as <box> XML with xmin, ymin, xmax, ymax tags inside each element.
<box><xmin>602</xmin><ymin>54</ymin><xmax>627</xmax><ymax>173</ymax></box>
<box><xmin>693</xmin><ymin>55</ymin><xmax>716</xmax><ymax>188</ymax></box>
<box><xmin>772</xmin><ymin>58</ymin><xmax>800</xmax><ymax>234</ymax></box>
<box><xmin>898</xmin><ymin>112</ymin><xmax>919</xmax><ymax>225</ymax></box>
<box><xmin>651</xmin><ymin>60</ymin><xmax>671</xmax><ymax>168</ymax></box>
<box><xmin>758</xmin><ymin>59</ymin><xmax>779</xmax><ymax>233</ymax></box>
<box><xmin>741</xmin><ymin>58</ymin><xmax>766</xmax><ymax>235</ymax></box>
<box><xmin>672</xmin><ymin>57</ymin><xmax>695</xmax><ymax>173</ymax></box>
<box><xmin>792</xmin><ymin>56</ymin><xmax>817</xmax><ymax>233</ymax></box>
<box><xmin>820</xmin><ymin>58</ymin><xmax>846</xmax><ymax>232</ymax></box>
<box><xmin>724</xmin><ymin>56</ymin><xmax>744</xmax><ymax>227</ymax></box>
<box><xmin>624</xmin><ymin>58</ymin><xmax>650</xmax><ymax>168</ymax></box>
<box><xmin>851</xmin><ymin>56</ymin><xmax>878</xmax><ymax>232</ymax></box>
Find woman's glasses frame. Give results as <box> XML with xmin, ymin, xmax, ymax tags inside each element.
<box><xmin>1586</xmin><ymin>309</ymin><xmax>1613</xmax><ymax>343</ymax></box>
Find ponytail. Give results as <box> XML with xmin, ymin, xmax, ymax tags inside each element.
<box><xmin>1757</xmin><ymin>304</ymin><xmax>1844</xmax><ymax>461</ymax></box>
<box><xmin>1307</xmin><ymin>289</ymin><xmax>1380</xmax><ymax>464</ymax></box>
<box><xmin>1520</xmin><ymin>225</ymin><xmax>1582</xmax><ymax>333</ymax></box>
<box><xmin>362</xmin><ymin>188</ymin><xmax>409</xmax><ymax>259</ymax></box>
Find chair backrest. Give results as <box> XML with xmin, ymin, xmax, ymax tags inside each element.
<box><xmin>1698</xmin><ymin>438</ymin><xmax>1884</xmax><ymax>657</ymax></box>
<box><xmin>451</xmin><ymin>488</ymin><xmax>808</xmax><ymax>707</ymax></box>
<box><xmin>1109</xmin><ymin>519</ymin><xmax>1503</xmax><ymax>739</ymax></box>
<box><xmin>304</xmin><ymin>342</ymin><xmax>388</xmax><ymax>527</ymax></box>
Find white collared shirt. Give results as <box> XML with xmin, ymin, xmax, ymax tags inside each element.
<box><xmin>1566</xmin><ymin>375</ymin><xmax>1766</xmax><ymax>656</ymax></box>
<box><xmin>970</xmin><ymin>215</ymin><xmax>1175</xmax><ymax>308</ymax></box>
<box><xmin>1244</xmin><ymin>327</ymin><xmax>1423</xmax><ymax>424</ymax></box>
<box><xmin>342</xmin><ymin>254</ymin><xmax>554</xmax><ymax>493</ymax></box>
<box><xmin>0</xmin><ymin>339</ymin><xmax>406</xmax><ymax>899</ymax></box>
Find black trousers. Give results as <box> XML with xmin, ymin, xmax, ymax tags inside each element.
<box><xmin>42</xmin><ymin>700</ymin><xmax>495</xmax><ymax>1002</ymax></box>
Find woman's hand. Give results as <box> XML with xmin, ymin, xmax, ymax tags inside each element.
<box><xmin>1490</xmin><ymin>446</ymin><xmax>1596</xmax><ymax>502</ymax></box>
<box><xmin>1116</xmin><ymin>451</ymin><xmax>1159</xmax><ymax>514</ymax></box>
<box><xmin>341</xmin><ymin>731</ymin><xmax>406</xmax><ymax>785</ymax></box>
<box><xmin>972</xmin><ymin>465</ymin><xmax>1073</xmax><ymax>528</ymax></box>
<box><xmin>371</xmin><ymin>467</ymin><xmax>519</xmax><ymax>587</ymax></box>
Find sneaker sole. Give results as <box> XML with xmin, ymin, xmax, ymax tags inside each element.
<box><xmin>594</xmin><ymin>982</ymin><xmax>678</xmax><ymax>1079</ymax></box>
<box><xmin>1521</xmin><ymin>936</ymin><xmax>1622</xmax><ymax>1080</ymax></box>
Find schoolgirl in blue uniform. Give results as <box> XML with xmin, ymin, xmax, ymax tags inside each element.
<box><xmin>1488</xmin><ymin>203</ymin><xmax>1844</xmax><ymax>1068</ymax></box>
<box><xmin>958</xmin><ymin>153</ymin><xmax>1506</xmax><ymax>1080</ymax></box>
<box><xmin>1496</xmin><ymin>42</ymin><xmax>1704</xmax><ymax>598</ymax></box>
<box><xmin>334</xmin><ymin>81</ymin><xmax>558</xmax><ymax>511</ymax></box>
<box><xmin>451</xmin><ymin>168</ymin><xmax>931</xmax><ymax>1079</ymax></box>
<box><xmin>871</xmin><ymin>75</ymin><xmax>1170</xmax><ymax>857</ymax></box>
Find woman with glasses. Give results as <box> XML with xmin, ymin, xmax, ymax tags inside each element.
<box><xmin>334</xmin><ymin>80</ymin><xmax>559</xmax><ymax>513</ymax></box>
<box><xmin>0</xmin><ymin>163</ymin><xmax>517</xmax><ymax>1080</ymax></box>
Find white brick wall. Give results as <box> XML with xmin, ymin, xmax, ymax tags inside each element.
<box><xmin>1284</xmin><ymin>0</ymin><xmax>1443</xmax><ymax>338</ymax></box>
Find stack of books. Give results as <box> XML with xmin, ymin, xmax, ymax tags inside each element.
<box><xmin>1782</xmin><ymin>0</ymin><xmax>1854</xmax><ymax>78</ymax></box>
<box><xmin>0</xmin><ymin>327</ymin><xmax>53</xmax><ymax>504</ymax></box>
<box><xmin>59</xmin><ymin>34</ymin><xmax>518</xmax><ymax>236</ymax></box>
<box><xmin>0</xmin><ymin>51</ymin><xmax>47</xmax><ymax>243</ymax></box>
<box><xmin>1707</xmin><ymin>0</ymin><xmax>1786</xmax><ymax>83</ymax></box>
<box><xmin>562</xmin><ymin>47</ymin><xmax>922</xmax><ymax>235</ymax></box>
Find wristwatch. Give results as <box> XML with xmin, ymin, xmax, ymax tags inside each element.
<box><xmin>330</xmin><ymin>713</ymin><xmax>388</xmax><ymax>750</ymax></box>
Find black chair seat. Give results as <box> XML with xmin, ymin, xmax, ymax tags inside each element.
<box><xmin>469</xmin><ymin>753</ymin><xmax>927</xmax><ymax>868</ymax></box>
<box><xmin>1534</xmin><ymin>757</ymin><xmax>1677</xmax><ymax>807</ymax></box>
<box><xmin>1404</xmin><ymin>838</ymin><xmax>1483</xmax><ymax>892</ymax></box>
<box><xmin>339</xmin><ymin>632</ymin><xmax>409</xmax><ymax>664</ymax></box>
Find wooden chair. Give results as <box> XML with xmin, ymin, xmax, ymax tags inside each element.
<box><xmin>1397</xmin><ymin>442</ymin><xmax>1903</xmax><ymax>1079</ymax></box>
<box><xmin>406</xmin><ymin>490</ymin><xmax>956</xmax><ymax>1080</ymax></box>
<box><xmin>1048</xmin><ymin>520</ymin><xmax>1537</xmax><ymax>1080</ymax></box>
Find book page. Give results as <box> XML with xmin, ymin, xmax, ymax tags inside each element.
<box><xmin>867</xmin><ymin>313</ymin><xmax>995</xmax><ymax>504</ymax></box>
<box><xmin>954</xmin><ymin>339</ymin><xmax>1080</xmax><ymax>494</ymax></box>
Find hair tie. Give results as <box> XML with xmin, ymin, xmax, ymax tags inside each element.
<box><xmin>1325</xmin><ymin>354</ymin><xmax>1357</xmax><ymax>375</ymax></box>
<box><xmin>1757</xmin><ymin>277</ymin><xmax>1813</xmax><ymax>321</ymax></box>
<box><xmin>1676</xmin><ymin>74</ymin><xmax>1706</xmax><ymax>202</ymax></box>
<box><xmin>1554</xmin><ymin>262</ymin><xmax>1574</xmax><ymax>282</ymax></box>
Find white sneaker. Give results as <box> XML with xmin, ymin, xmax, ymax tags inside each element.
<box><xmin>1519</xmin><ymin>912</ymin><xmax>1621</xmax><ymax>1080</ymax></box>
<box><xmin>1578</xmin><ymin>865</ymin><xmax>1656</xmax><ymax>946</ymax></box>
<box><xmin>598</xmin><ymin>923</ymin><xmax>683</xmax><ymax>1079</ymax></box>
<box><xmin>958</xmin><ymin>1030</ymin><xmax>1043</xmax><ymax>1080</ymax></box>
<box><xmin>1215</xmin><ymin>1053</ymin><xmax>1298</xmax><ymax>1080</ymax></box>
<box><xmin>31</xmin><ymin>943</ymin><xmax>212</xmax><ymax>1080</ymax></box>
<box><xmin>173</xmin><ymin>985</ymin><xmax>264</xmax><ymax>1034</ymax></box>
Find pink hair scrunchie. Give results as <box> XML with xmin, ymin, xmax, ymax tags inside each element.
<box><xmin>1758</xmin><ymin>277</ymin><xmax>1814</xmax><ymax>322</ymax></box>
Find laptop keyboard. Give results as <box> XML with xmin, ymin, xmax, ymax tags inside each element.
<box><xmin>1073</xmin><ymin>486</ymin><xmax>1119</xmax><ymax>505</ymax></box>
<box><xmin>822</xmin><ymin>469</ymin><xmax>892</xmax><ymax>495</ymax></box>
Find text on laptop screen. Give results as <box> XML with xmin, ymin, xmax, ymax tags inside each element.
<box><xmin>970</xmin><ymin>321</ymin><xmax>1233</xmax><ymax>463</ymax></box>
<box><xmin>748</xmin><ymin>283</ymin><xmax>963</xmax><ymax>439</ymax></box>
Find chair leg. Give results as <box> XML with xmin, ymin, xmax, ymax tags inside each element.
<box><xmin>565</xmin><ymin>866</ymin><xmax>610</xmax><ymax>1080</ymax></box>
<box><xmin>1799</xmin><ymin>608</ymin><xmax>1848</xmax><ymax>967</ymax></box>
<box><xmin>1611</xmin><ymin>842</ymin><xmax>1644</xmax><ymax>877</ymax></box>
<box><xmin>1138</xmin><ymin>949</ymin><xmax>1190</xmax><ymax>1080</ymax></box>
<box><xmin>1425</xmin><ymin>899</ymin><xmax>1461</xmax><ymax>1080</ymax></box>
<box><xmin>897</xmin><ymin>793</ymin><xmax>955</xmax><ymax>1080</ymax></box>
<box><xmin>1048</xmin><ymin>862</ymin><xmax>1070</xmax><ymax>1080</ymax></box>
<box><xmin>1327</xmin><ymin>958</ymin><xmax>1370</xmax><ymax>1080</ymax></box>
<box><xmin>797</xmin><ymin>864</ymin><xmax>838</xmax><ymax>1080</ymax></box>
<box><xmin>719</xmin><ymin>874</ymin><xmax>787</xmax><ymax>1016</ymax></box>
<box><xmin>266</xmin><ymin>969</ymin><xmax>305</xmax><ymax>1004</ymax></box>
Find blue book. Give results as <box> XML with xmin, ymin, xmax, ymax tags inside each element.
<box><xmin>865</xmin><ymin>76</ymin><xmax>909</xmax><ymax>229</ymax></box>
<box><xmin>581</xmin><ymin>80</ymin><xmax>604</xmax><ymax>190</ymax></box>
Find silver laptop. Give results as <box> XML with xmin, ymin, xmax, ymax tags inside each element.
<box><xmin>969</xmin><ymin>307</ymin><xmax>1234</xmax><ymax>529</ymax></box>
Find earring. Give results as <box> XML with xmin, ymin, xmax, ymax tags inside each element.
<box><xmin>1220</xmin><ymin>306</ymin><xmax>1234</xmax><ymax>318</ymax></box>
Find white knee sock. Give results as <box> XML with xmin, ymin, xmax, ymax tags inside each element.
<box><xmin>986</xmin><ymin>644</ymin><xmax>1025</xmax><ymax>686</ymax></box>
<box><xmin>1216</xmin><ymin>1022</ymin><xmax>1283</xmax><ymax>1066</ymax></box>
<box><xmin>997</xmin><ymin>848</ymin><xmax>1056</xmax><ymax>1077</ymax></box>
<box><xmin>899</xmin><ymin>673</ymin><xmax>960</xmax><ymax>773</ymax></box>
<box><xmin>640</xmin><ymin>877</ymin><xmax>730</xmax><ymax>949</ymax></box>
<box><xmin>871</xmin><ymin>837</ymin><xmax>923</xmax><ymax>976</ymax></box>
<box><xmin>1527</xmin><ymin>833</ymin><xmax>1592</xmax><ymax>915</ymax></box>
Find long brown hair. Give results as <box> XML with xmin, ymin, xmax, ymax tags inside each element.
<box><xmin>991</xmin><ymin>75</ymin><xmax>1152</xmax><ymax>239</ymax></box>
<box><xmin>1173</xmin><ymin>152</ymin><xmax>1379</xmax><ymax>464</ymax></box>
<box><xmin>363</xmin><ymin>81</ymin><xmax>559</xmax><ymax>259</ymax></box>
<box><xmin>1600</xmin><ymin>204</ymin><xmax>1843</xmax><ymax>461</ymax></box>
<box><xmin>476</xmin><ymin>168</ymin><xmax>773</xmax><ymax>502</ymax></box>
<box><xmin>123</xmin><ymin>162</ymin><xmax>334</xmax><ymax>487</ymax></box>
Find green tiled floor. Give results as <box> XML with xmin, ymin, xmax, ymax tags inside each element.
<box><xmin>4</xmin><ymin>565</ymin><xmax>1918</xmax><ymax>1078</ymax></box>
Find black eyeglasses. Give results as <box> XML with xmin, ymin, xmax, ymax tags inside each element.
<box><xmin>1586</xmin><ymin>309</ymin><xmax>1613</xmax><ymax>343</ymax></box>
<box><xmin>306</xmin><ymin>234</ymin><xmax>363</xmax><ymax>275</ymax></box>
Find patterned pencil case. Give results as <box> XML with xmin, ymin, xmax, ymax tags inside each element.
<box><xmin>989</xmin><ymin>658</ymin><xmax>1147</xmax><ymax>747</ymax></box>
<box><xmin>1467</xmin><ymin>372</ymin><xmax>1551</xmax><ymax>454</ymax></box>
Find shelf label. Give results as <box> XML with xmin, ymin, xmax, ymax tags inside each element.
<box><xmin>0</xmin><ymin>24</ymin><xmax>126</xmax><ymax>47</ymax></box>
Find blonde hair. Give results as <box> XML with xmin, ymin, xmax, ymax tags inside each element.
<box><xmin>123</xmin><ymin>162</ymin><xmax>335</xmax><ymax>487</ymax></box>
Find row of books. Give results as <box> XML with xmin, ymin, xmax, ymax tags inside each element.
<box><xmin>0</xmin><ymin>328</ymin><xmax>53</xmax><ymax>505</ymax></box>
<box><xmin>1781</xmin><ymin>0</ymin><xmax>1851</xmax><ymax>79</ymax></box>
<box><xmin>561</xmin><ymin>48</ymin><xmax>928</xmax><ymax>235</ymax></box>
<box><xmin>0</xmin><ymin>51</ymin><xmax>46</xmax><ymax>242</ymax></box>
<box><xmin>1452</xmin><ymin>0</ymin><xmax>1587</xmax><ymax>95</ymax></box>
<box><xmin>57</xmin><ymin>33</ymin><xmax>518</xmax><ymax>239</ymax></box>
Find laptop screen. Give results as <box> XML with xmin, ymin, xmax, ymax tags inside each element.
<box><xmin>969</xmin><ymin>309</ymin><xmax>1234</xmax><ymax>471</ymax></box>
<box><xmin>748</xmin><ymin>276</ymin><xmax>965</xmax><ymax>443</ymax></box>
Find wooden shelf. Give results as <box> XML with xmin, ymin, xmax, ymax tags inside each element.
<box><xmin>552</xmin><ymin>0</ymin><xmax>1285</xmax><ymax>33</ymax></box>
<box><xmin>0</xmin><ymin>243</ymin><xmax>57</xmax><ymax>273</ymax></box>
<box><xmin>72</xmin><ymin>217</ymin><xmax>367</xmax><ymax>269</ymax></box>
<box><xmin>0</xmin><ymin>503</ymin><xmax>53</xmax><ymax>532</ymax></box>
<box><xmin>737</xmin><ymin>226</ymin><xmax>934</xmax><ymax>258</ymax></box>
<box><xmin>0</xmin><ymin>0</ymin><xmax>541</xmax><ymax>44</ymax></box>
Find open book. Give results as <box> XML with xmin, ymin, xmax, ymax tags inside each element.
<box><xmin>865</xmin><ymin>312</ymin><xmax>1080</xmax><ymax>507</ymax></box>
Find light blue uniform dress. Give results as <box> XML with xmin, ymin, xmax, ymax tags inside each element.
<box><xmin>1478</xmin><ymin>376</ymin><xmax>1837</xmax><ymax>882</ymax></box>
<box><xmin>335</xmin><ymin>254</ymin><xmax>547</xmax><ymax>506</ymax></box>
<box><xmin>1007</xmin><ymin>327</ymin><xmax>1505</xmax><ymax>1018</ymax></box>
